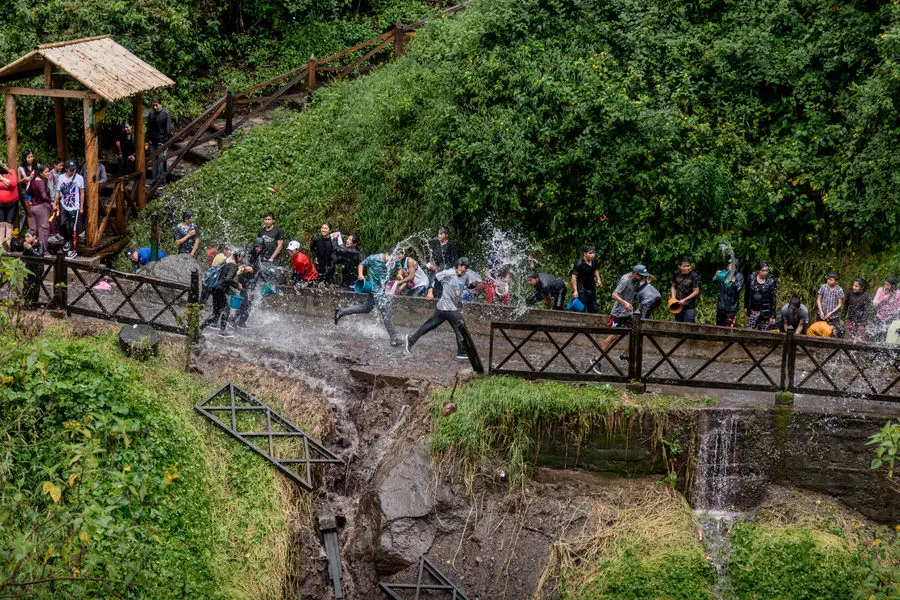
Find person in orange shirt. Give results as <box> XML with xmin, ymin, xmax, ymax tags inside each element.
<box><xmin>287</xmin><ymin>240</ymin><xmax>318</xmax><ymax>288</ymax></box>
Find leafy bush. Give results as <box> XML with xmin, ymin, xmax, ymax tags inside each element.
<box><xmin>157</xmin><ymin>0</ymin><xmax>900</xmax><ymax>282</ymax></box>
<box><xmin>0</xmin><ymin>324</ymin><xmax>288</xmax><ymax>598</ymax></box>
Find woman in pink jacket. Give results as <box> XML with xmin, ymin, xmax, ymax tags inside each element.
<box><xmin>872</xmin><ymin>276</ymin><xmax>900</xmax><ymax>341</ymax></box>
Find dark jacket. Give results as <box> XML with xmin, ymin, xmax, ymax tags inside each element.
<box><xmin>428</xmin><ymin>239</ymin><xmax>458</xmax><ymax>271</ymax></box>
<box><xmin>217</xmin><ymin>262</ymin><xmax>239</xmax><ymax>293</ymax></box>
<box><xmin>146</xmin><ymin>108</ymin><xmax>172</xmax><ymax>145</ymax></box>
<box><xmin>745</xmin><ymin>274</ymin><xmax>777</xmax><ymax>316</ymax></box>
<box><xmin>843</xmin><ymin>292</ymin><xmax>872</xmax><ymax>324</ymax></box>
<box><xmin>528</xmin><ymin>273</ymin><xmax>565</xmax><ymax>306</ymax></box>
<box><xmin>716</xmin><ymin>272</ymin><xmax>744</xmax><ymax>314</ymax></box>
<box><xmin>333</xmin><ymin>246</ymin><xmax>362</xmax><ymax>287</ymax></box>
<box><xmin>310</xmin><ymin>236</ymin><xmax>334</xmax><ymax>272</ymax></box>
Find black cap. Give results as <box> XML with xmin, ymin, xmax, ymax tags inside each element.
<box><xmin>125</xmin><ymin>248</ymin><xmax>137</xmax><ymax>259</ymax></box>
<box><xmin>789</xmin><ymin>297</ymin><xmax>801</xmax><ymax>308</ymax></box>
<box><xmin>182</xmin><ymin>210</ymin><xmax>195</xmax><ymax>221</ymax></box>
<box><xmin>65</xmin><ymin>159</ymin><xmax>77</xmax><ymax>172</ymax></box>
<box><xmin>439</xmin><ymin>226</ymin><xmax>450</xmax><ymax>234</ymax></box>
<box><xmin>457</xmin><ymin>257</ymin><xmax>470</xmax><ymax>267</ymax></box>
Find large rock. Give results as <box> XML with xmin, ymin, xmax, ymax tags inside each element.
<box><xmin>118</xmin><ymin>324</ymin><xmax>160</xmax><ymax>359</ymax></box>
<box><xmin>141</xmin><ymin>254</ymin><xmax>201</xmax><ymax>285</ymax></box>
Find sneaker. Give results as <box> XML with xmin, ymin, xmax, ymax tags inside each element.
<box><xmin>455</xmin><ymin>352</ymin><xmax>469</xmax><ymax>360</ymax></box>
<box><xmin>218</xmin><ymin>329</ymin><xmax>234</xmax><ymax>338</ymax></box>
<box><xmin>48</xmin><ymin>234</ymin><xmax>64</xmax><ymax>244</ymax></box>
<box><xmin>619</xmin><ymin>354</ymin><xmax>629</xmax><ymax>361</ymax></box>
<box><xmin>333</xmin><ymin>309</ymin><xmax>340</xmax><ymax>326</ymax></box>
<box><xmin>66</xmin><ymin>250</ymin><xmax>77</xmax><ymax>259</ymax></box>
<box><xmin>591</xmin><ymin>364</ymin><xmax>602</xmax><ymax>375</ymax></box>
<box><xmin>62</xmin><ymin>242</ymin><xmax>71</xmax><ymax>251</ymax></box>
<box><xmin>404</xmin><ymin>335</ymin><xmax>411</xmax><ymax>355</ymax></box>
<box><xmin>390</xmin><ymin>338</ymin><xmax>402</xmax><ymax>347</ymax></box>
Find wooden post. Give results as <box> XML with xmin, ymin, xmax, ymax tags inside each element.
<box><xmin>225</xmin><ymin>88</ymin><xmax>234</xmax><ymax>135</ymax></box>
<box><xmin>133</xmin><ymin>94</ymin><xmax>146</xmax><ymax>211</ymax></box>
<box><xmin>4</xmin><ymin>93</ymin><xmax>18</xmax><ymax>174</ymax></box>
<box><xmin>53</xmin><ymin>252</ymin><xmax>68</xmax><ymax>310</ymax></box>
<box><xmin>115</xmin><ymin>180</ymin><xmax>125</xmax><ymax>235</ymax></box>
<box><xmin>53</xmin><ymin>99</ymin><xmax>68</xmax><ymax>159</ymax></box>
<box><xmin>83</xmin><ymin>98</ymin><xmax>99</xmax><ymax>248</ymax></box>
<box><xmin>307</xmin><ymin>55</ymin><xmax>317</xmax><ymax>91</ymax></box>
<box><xmin>150</xmin><ymin>217</ymin><xmax>159</xmax><ymax>262</ymax></box>
<box><xmin>393</xmin><ymin>20</ymin><xmax>405</xmax><ymax>59</ymax></box>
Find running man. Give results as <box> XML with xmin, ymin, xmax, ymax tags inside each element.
<box><xmin>592</xmin><ymin>265</ymin><xmax>650</xmax><ymax>373</ymax></box>
<box><xmin>406</xmin><ymin>257</ymin><xmax>472</xmax><ymax>360</ymax></box>
<box><xmin>334</xmin><ymin>251</ymin><xmax>401</xmax><ymax>346</ymax></box>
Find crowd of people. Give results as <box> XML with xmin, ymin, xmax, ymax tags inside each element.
<box><xmin>118</xmin><ymin>209</ymin><xmax>900</xmax><ymax>349</ymax></box>
<box><xmin>0</xmin><ymin>99</ymin><xmax>172</xmax><ymax>259</ymax></box>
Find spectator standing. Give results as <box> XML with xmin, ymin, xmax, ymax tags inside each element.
<box><xmin>47</xmin><ymin>158</ymin><xmax>64</xmax><ymax>243</ymax></box>
<box><xmin>0</xmin><ymin>163</ymin><xmax>17</xmax><ymax>250</ymax></box>
<box><xmin>54</xmin><ymin>160</ymin><xmax>84</xmax><ymax>258</ymax></box>
<box><xmin>842</xmin><ymin>278</ymin><xmax>871</xmax><ymax>342</ymax></box>
<box><xmin>116</xmin><ymin>122</ymin><xmax>137</xmax><ymax>177</ymax></box>
<box><xmin>310</xmin><ymin>222</ymin><xmax>336</xmax><ymax>283</ymax></box>
<box><xmin>146</xmin><ymin>98</ymin><xmax>172</xmax><ymax>184</ymax></box>
<box><xmin>18</xmin><ymin>149</ymin><xmax>36</xmax><ymax>230</ymax></box>
<box><xmin>79</xmin><ymin>162</ymin><xmax>107</xmax><ymax>186</ymax></box>
<box><xmin>714</xmin><ymin>258</ymin><xmax>744</xmax><ymax>327</ymax></box>
<box><xmin>872</xmin><ymin>277</ymin><xmax>900</xmax><ymax>342</ymax></box>
<box><xmin>526</xmin><ymin>272</ymin><xmax>566</xmax><ymax>310</ymax></box>
<box><xmin>173</xmin><ymin>210</ymin><xmax>199</xmax><ymax>257</ymax></box>
<box><xmin>286</xmin><ymin>240</ymin><xmax>318</xmax><ymax>286</ymax></box>
<box><xmin>671</xmin><ymin>257</ymin><xmax>700</xmax><ymax>323</ymax></box>
<box><xmin>28</xmin><ymin>165</ymin><xmax>53</xmax><ymax>254</ymax></box>
<box><xmin>570</xmin><ymin>245</ymin><xmax>602</xmax><ymax>314</ymax></box>
<box><xmin>779</xmin><ymin>298</ymin><xmax>809</xmax><ymax>334</ymax></box>
<box><xmin>406</xmin><ymin>258</ymin><xmax>473</xmax><ymax>359</ymax></box>
<box><xmin>333</xmin><ymin>235</ymin><xmax>362</xmax><ymax>290</ymax></box>
<box><xmin>426</xmin><ymin>226</ymin><xmax>458</xmax><ymax>300</ymax></box>
<box><xmin>816</xmin><ymin>272</ymin><xmax>845</xmax><ymax>325</ymax></box>
<box><xmin>744</xmin><ymin>262</ymin><xmax>777</xmax><ymax>330</ymax></box>
<box><xmin>258</xmin><ymin>212</ymin><xmax>283</xmax><ymax>261</ymax></box>
<box><xmin>334</xmin><ymin>251</ymin><xmax>401</xmax><ymax>346</ymax></box>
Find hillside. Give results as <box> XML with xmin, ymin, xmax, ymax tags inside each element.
<box><xmin>155</xmin><ymin>0</ymin><xmax>900</xmax><ymax>276</ymax></box>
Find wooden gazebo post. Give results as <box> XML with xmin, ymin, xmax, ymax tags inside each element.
<box><xmin>83</xmin><ymin>98</ymin><xmax>99</xmax><ymax>247</ymax></box>
<box><xmin>133</xmin><ymin>93</ymin><xmax>146</xmax><ymax>211</ymax></box>
<box><xmin>4</xmin><ymin>93</ymin><xmax>17</xmax><ymax>173</ymax></box>
<box><xmin>44</xmin><ymin>62</ymin><xmax>67</xmax><ymax>159</ymax></box>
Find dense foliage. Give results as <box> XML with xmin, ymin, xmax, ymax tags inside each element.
<box><xmin>159</xmin><ymin>0</ymin><xmax>900</xmax><ymax>279</ymax></box>
<box><xmin>0</xmin><ymin>315</ymin><xmax>288</xmax><ymax>597</ymax></box>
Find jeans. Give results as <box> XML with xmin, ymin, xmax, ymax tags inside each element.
<box><xmin>716</xmin><ymin>309</ymin><xmax>737</xmax><ymax>327</ymax></box>
<box><xmin>58</xmin><ymin>209</ymin><xmax>83</xmax><ymax>245</ymax></box>
<box><xmin>408</xmin><ymin>309</ymin><xmax>465</xmax><ymax>355</ymax></box>
<box><xmin>405</xmin><ymin>285</ymin><xmax>428</xmax><ymax>297</ymax></box>
<box><xmin>336</xmin><ymin>293</ymin><xmax>397</xmax><ymax>341</ymax></box>
<box><xmin>150</xmin><ymin>144</ymin><xmax>167</xmax><ymax>182</ymax></box>
<box><xmin>675</xmin><ymin>307</ymin><xmax>696</xmax><ymax>323</ymax></box>
<box><xmin>577</xmin><ymin>287</ymin><xmax>598</xmax><ymax>314</ymax></box>
<box><xmin>202</xmin><ymin>288</ymin><xmax>231</xmax><ymax>331</ymax></box>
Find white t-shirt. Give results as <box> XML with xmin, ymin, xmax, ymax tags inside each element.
<box><xmin>57</xmin><ymin>172</ymin><xmax>85</xmax><ymax>211</ymax></box>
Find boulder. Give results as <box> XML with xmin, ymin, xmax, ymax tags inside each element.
<box><xmin>118</xmin><ymin>324</ymin><xmax>160</xmax><ymax>360</ymax></box>
<box><xmin>141</xmin><ymin>254</ymin><xmax>201</xmax><ymax>285</ymax></box>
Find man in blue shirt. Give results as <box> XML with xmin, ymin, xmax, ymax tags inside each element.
<box><xmin>126</xmin><ymin>247</ymin><xmax>167</xmax><ymax>271</ymax></box>
<box><xmin>334</xmin><ymin>252</ymin><xmax>401</xmax><ymax>347</ymax></box>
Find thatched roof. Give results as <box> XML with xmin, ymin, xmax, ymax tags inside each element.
<box><xmin>0</xmin><ymin>35</ymin><xmax>174</xmax><ymax>101</ymax></box>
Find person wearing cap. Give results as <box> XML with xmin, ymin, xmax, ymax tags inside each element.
<box><xmin>334</xmin><ymin>251</ymin><xmax>401</xmax><ymax>346</ymax></box>
<box><xmin>591</xmin><ymin>265</ymin><xmax>649</xmax><ymax>373</ymax></box>
<box><xmin>126</xmin><ymin>247</ymin><xmax>167</xmax><ymax>271</ymax></box>
<box><xmin>780</xmin><ymin>297</ymin><xmax>809</xmax><ymax>335</ymax></box>
<box><xmin>715</xmin><ymin>258</ymin><xmax>744</xmax><ymax>327</ymax></box>
<box><xmin>53</xmin><ymin>159</ymin><xmax>85</xmax><ymax>258</ymax></box>
<box><xmin>526</xmin><ymin>272</ymin><xmax>567</xmax><ymax>310</ymax></box>
<box><xmin>816</xmin><ymin>272</ymin><xmax>844</xmax><ymax>326</ymax></box>
<box><xmin>406</xmin><ymin>257</ymin><xmax>472</xmax><ymax>359</ymax></box>
<box><xmin>744</xmin><ymin>262</ymin><xmax>778</xmax><ymax>330</ymax></box>
<box><xmin>286</xmin><ymin>240</ymin><xmax>318</xmax><ymax>286</ymax></box>
<box><xmin>173</xmin><ymin>210</ymin><xmax>200</xmax><ymax>257</ymax></box>
<box><xmin>0</xmin><ymin>161</ymin><xmax>19</xmax><ymax>250</ymax></box>
<box><xmin>671</xmin><ymin>257</ymin><xmax>700</xmax><ymax>323</ymax></box>
<box><xmin>570</xmin><ymin>245</ymin><xmax>603</xmax><ymax>314</ymax></box>
<box><xmin>426</xmin><ymin>226</ymin><xmax>458</xmax><ymax>300</ymax></box>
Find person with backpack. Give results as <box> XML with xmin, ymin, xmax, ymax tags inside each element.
<box><xmin>715</xmin><ymin>258</ymin><xmax>744</xmax><ymax>327</ymax></box>
<box><xmin>201</xmin><ymin>249</ymin><xmax>242</xmax><ymax>337</ymax></box>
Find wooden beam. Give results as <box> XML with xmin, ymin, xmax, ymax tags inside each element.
<box><xmin>83</xmin><ymin>98</ymin><xmax>99</xmax><ymax>248</ymax></box>
<box><xmin>4</xmin><ymin>94</ymin><xmax>17</xmax><ymax>173</ymax></box>
<box><xmin>54</xmin><ymin>98</ymin><xmax>67</xmax><ymax>159</ymax></box>
<box><xmin>0</xmin><ymin>86</ymin><xmax>102</xmax><ymax>100</ymax></box>
<box><xmin>43</xmin><ymin>63</ymin><xmax>52</xmax><ymax>89</ymax></box>
<box><xmin>133</xmin><ymin>94</ymin><xmax>146</xmax><ymax>211</ymax></box>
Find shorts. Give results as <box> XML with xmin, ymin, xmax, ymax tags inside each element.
<box><xmin>0</xmin><ymin>203</ymin><xmax>17</xmax><ymax>224</ymax></box>
<box><xmin>608</xmin><ymin>315</ymin><xmax>634</xmax><ymax>328</ymax></box>
<box><xmin>747</xmin><ymin>310</ymin><xmax>773</xmax><ymax>331</ymax></box>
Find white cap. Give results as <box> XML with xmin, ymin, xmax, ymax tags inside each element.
<box><xmin>287</xmin><ymin>240</ymin><xmax>301</xmax><ymax>251</ymax></box>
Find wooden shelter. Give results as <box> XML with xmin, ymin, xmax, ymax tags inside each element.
<box><xmin>0</xmin><ymin>35</ymin><xmax>174</xmax><ymax>250</ymax></box>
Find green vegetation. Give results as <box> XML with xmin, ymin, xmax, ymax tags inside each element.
<box><xmin>869</xmin><ymin>419</ymin><xmax>900</xmax><ymax>483</ymax></box>
<box><xmin>156</xmin><ymin>0</ymin><xmax>900</xmax><ymax>282</ymax></box>
<box><xmin>429</xmin><ymin>376</ymin><xmax>705</xmax><ymax>489</ymax></box>
<box><xmin>539</xmin><ymin>487</ymin><xmax>716</xmax><ymax>599</ymax></box>
<box><xmin>0</xmin><ymin>314</ymin><xmax>291</xmax><ymax>597</ymax></box>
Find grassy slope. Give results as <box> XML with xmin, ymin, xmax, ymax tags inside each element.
<box><xmin>0</xmin><ymin>321</ymin><xmax>295</xmax><ymax>598</ymax></box>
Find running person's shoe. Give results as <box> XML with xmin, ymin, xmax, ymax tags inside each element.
<box><xmin>591</xmin><ymin>363</ymin><xmax>602</xmax><ymax>375</ymax></box>
<box><xmin>455</xmin><ymin>352</ymin><xmax>468</xmax><ymax>359</ymax></box>
<box><xmin>218</xmin><ymin>329</ymin><xmax>234</xmax><ymax>338</ymax></box>
<box><xmin>333</xmin><ymin>309</ymin><xmax>340</xmax><ymax>326</ymax></box>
